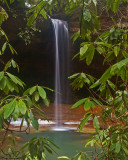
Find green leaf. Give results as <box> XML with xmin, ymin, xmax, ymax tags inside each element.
<box><xmin>112</xmin><ymin>0</ymin><xmax>121</xmax><ymax>13</ymax></box>
<box><xmin>96</xmin><ymin>46</ymin><xmax>104</xmax><ymax>54</ymax></box>
<box><xmin>18</xmin><ymin>100</ymin><xmax>27</xmax><ymax>115</ymax></box>
<box><xmin>29</xmin><ymin>142</ymin><xmax>37</xmax><ymax>158</ymax></box>
<box><xmin>120</xmin><ymin>68</ymin><xmax>125</xmax><ymax>81</ymax></box>
<box><xmin>32</xmin><ymin>118</ymin><xmax>39</xmax><ymax>130</ymax></box>
<box><xmin>122</xmin><ymin>145</ymin><xmax>128</xmax><ymax>155</ymax></box>
<box><xmin>2</xmin><ymin>42</ymin><xmax>7</xmax><ymax>52</ymax></box>
<box><xmin>4</xmin><ymin>60</ymin><xmax>11</xmax><ymax>71</ymax></box>
<box><xmin>92</xmin><ymin>0</ymin><xmax>97</xmax><ymax>6</ymax></box>
<box><xmin>110</xmin><ymin>143</ymin><xmax>116</xmax><ymax>151</ymax></box>
<box><xmin>30</xmin><ymin>111</ymin><xmax>39</xmax><ymax>130</ymax></box>
<box><xmin>93</xmin><ymin>116</ymin><xmax>100</xmax><ymax>131</ymax></box>
<box><xmin>68</xmin><ymin>73</ymin><xmax>80</xmax><ymax>79</ymax></box>
<box><xmin>98</xmin><ymin>67</ymin><xmax>112</xmax><ymax>84</ymax></box>
<box><xmin>91</xmin><ymin>98</ymin><xmax>102</xmax><ymax>106</ymax></box>
<box><xmin>45</xmin><ymin>146</ymin><xmax>52</xmax><ymax>154</ymax></box>
<box><xmin>90</xmin><ymin>79</ymin><xmax>100</xmax><ymax>88</ymax></box>
<box><xmin>27</xmin><ymin>14</ymin><xmax>35</xmax><ymax>26</ymax></box>
<box><xmin>98</xmin><ymin>31</ymin><xmax>110</xmax><ymax>41</ymax></box>
<box><xmin>13</xmin><ymin>104</ymin><xmax>20</xmax><ymax>121</ymax></box>
<box><xmin>42</xmin><ymin>86</ymin><xmax>54</xmax><ymax>92</ymax></box>
<box><xmin>115</xmin><ymin>142</ymin><xmax>121</xmax><ymax>153</ymax></box>
<box><xmin>107</xmin><ymin>80</ymin><xmax>115</xmax><ymax>90</ymax></box>
<box><xmin>114</xmin><ymin>46</ymin><xmax>120</xmax><ymax>56</ymax></box>
<box><xmin>10</xmin><ymin>0</ymin><xmax>15</xmax><ymax>4</ymax></box>
<box><xmin>43</xmin><ymin>98</ymin><xmax>50</xmax><ymax>106</ymax></box>
<box><xmin>83</xmin><ymin>9</ymin><xmax>91</xmax><ymax>22</ymax></box>
<box><xmin>23</xmin><ymin>88</ymin><xmax>31</xmax><ymax>95</ymax></box>
<box><xmin>46</xmin><ymin>138</ymin><xmax>60</xmax><ymax>149</ymax></box>
<box><xmin>35</xmin><ymin>109</ymin><xmax>48</xmax><ymax>121</ymax></box>
<box><xmin>72</xmin><ymin>98</ymin><xmax>86</xmax><ymax>108</ymax></box>
<box><xmin>66</xmin><ymin>5</ymin><xmax>79</xmax><ymax>15</ymax></box>
<box><xmin>34</xmin><ymin>91</ymin><xmax>39</xmax><ymax>101</ymax></box>
<box><xmin>87</xmin><ymin>74</ymin><xmax>95</xmax><ymax>83</ymax></box>
<box><xmin>71</xmin><ymin>30</ymin><xmax>80</xmax><ymax>42</ymax></box>
<box><xmin>29</xmin><ymin>86</ymin><xmax>36</xmax><ymax>95</ymax></box>
<box><xmin>4</xmin><ymin>59</ymin><xmax>18</xmax><ymax>72</ymax></box>
<box><xmin>78</xmin><ymin>155</ymin><xmax>81</xmax><ymax>160</ymax></box>
<box><xmin>11</xmin><ymin>59</ymin><xmax>16</xmax><ymax>68</ymax></box>
<box><xmin>27</xmin><ymin>96</ymin><xmax>33</xmax><ymax>107</ymax></box>
<box><xmin>0</xmin><ymin>108</ymin><xmax>4</xmax><ymax>115</ymax></box>
<box><xmin>80</xmin><ymin>45</ymin><xmax>88</xmax><ymax>56</ymax></box>
<box><xmin>40</xmin><ymin>9</ymin><xmax>47</xmax><ymax>19</ymax></box>
<box><xmin>5</xmin><ymin>78</ymin><xmax>14</xmax><ymax>91</ymax></box>
<box><xmin>7</xmin><ymin>72</ymin><xmax>24</xmax><ymax>88</ymax></box>
<box><xmin>4</xmin><ymin>99</ymin><xmax>16</xmax><ymax>119</ymax></box>
<box><xmin>80</xmin><ymin>21</ymin><xmax>86</xmax><ymax>39</ymax></box>
<box><xmin>38</xmin><ymin>86</ymin><xmax>46</xmax><ymax>99</ymax></box>
<box><xmin>84</xmin><ymin>99</ymin><xmax>95</xmax><ymax>111</ymax></box>
<box><xmin>11</xmin><ymin>83</ymin><xmax>19</xmax><ymax>93</ymax></box>
<box><xmin>0</xmin><ymin>72</ymin><xmax>4</xmax><ymax>81</ymax></box>
<box><xmin>103</xmin><ymin>51</ymin><xmax>114</xmax><ymax>64</ymax></box>
<box><xmin>72</xmin><ymin>52</ymin><xmax>80</xmax><ymax>60</ymax></box>
<box><xmin>90</xmin><ymin>140</ymin><xmax>94</xmax><ymax>147</ymax></box>
<box><xmin>86</xmin><ymin>45</ymin><xmax>95</xmax><ymax>65</ymax></box>
<box><xmin>79</xmin><ymin>114</ymin><xmax>91</xmax><ymax>130</ymax></box>
<box><xmin>122</xmin><ymin>50</ymin><xmax>128</xmax><ymax>58</ymax></box>
<box><xmin>8</xmin><ymin>44</ymin><xmax>17</xmax><ymax>54</ymax></box>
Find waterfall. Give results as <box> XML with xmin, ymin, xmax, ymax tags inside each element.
<box><xmin>52</xmin><ymin>19</ymin><xmax>70</xmax><ymax>127</ymax></box>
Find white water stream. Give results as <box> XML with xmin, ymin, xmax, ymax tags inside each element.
<box><xmin>52</xmin><ymin>19</ymin><xmax>70</xmax><ymax>128</ymax></box>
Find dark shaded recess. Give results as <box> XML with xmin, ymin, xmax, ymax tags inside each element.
<box><xmin>16</xmin><ymin>30</ymin><xmax>55</xmax><ymax>97</ymax></box>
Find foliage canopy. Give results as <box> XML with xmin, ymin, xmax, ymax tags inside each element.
<box><xmin>0</xmin><ymin>0</ymin><xmax>128</xmax><ymax>160</ymax></box>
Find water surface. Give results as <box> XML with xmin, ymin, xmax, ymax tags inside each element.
<box><xmin>16</xmin><ymin>131</ymin><xmax>96</xmax><ymax>160</ymax></box>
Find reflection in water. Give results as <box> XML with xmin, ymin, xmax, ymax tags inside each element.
<box><xmin>15</xmin><ymin>131</ymin><xmax>97</xmax><ymax>160</ymax></box>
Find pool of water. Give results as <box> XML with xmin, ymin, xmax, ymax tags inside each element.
<box><xmin>15</xmin><ymin>131</ymin><xmax>97</xmax><ymax>160</ymax></box>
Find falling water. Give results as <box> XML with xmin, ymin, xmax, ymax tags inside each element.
<box><xmin>52</xmin><ymin>19</ymin><xmax>70</xmax><ymax>127</ymax></box>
